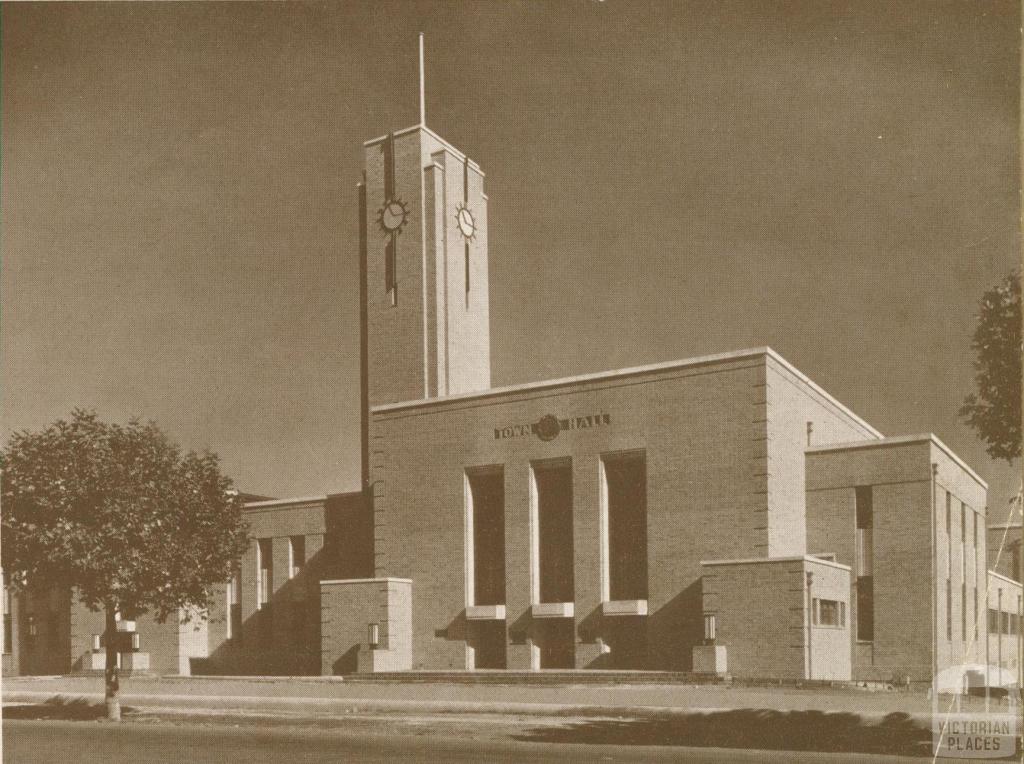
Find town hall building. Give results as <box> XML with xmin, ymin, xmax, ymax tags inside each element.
<box><xmin>4</xmin><ymin>103</ymin><xmax>1021</xmax><ymax>688</ymax></box>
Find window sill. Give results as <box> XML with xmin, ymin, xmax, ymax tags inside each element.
<box><xmin>466</xmin><ymin>604</ymin><xmax>506</xmax><ymax>621</ymax></box>
<box><xmin>532</xmin><ymin>602</ymin><xmax>574</xmax><ymax>619</ymax></box>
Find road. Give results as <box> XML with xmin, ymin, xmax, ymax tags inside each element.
<box><xmin>2</xmin><ymin>718</ymin><xmax>934</xmax><ymax>763</ymax></box>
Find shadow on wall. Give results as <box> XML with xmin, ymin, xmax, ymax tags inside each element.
<box><xmin>195</xmin><ymin>493</ymin><xmax>375</xmax><ymax>677</ymax></box>
<box><xmin>647</xmin><ymin>581</ymin><xmax>703</xmax><ymax>671</ymax></box>
<box><xmin>513</xmin><ymin>709</ymin><xmax>935</xmax><ymax>757</ymax></box>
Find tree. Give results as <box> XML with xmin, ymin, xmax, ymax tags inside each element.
<box><xmin>960</xmin><ymin>270</ymin><xmax>1022</xmax><ymax>463</ymax></box>
<box><xmin>1</xmin><ymin>410</ymin><xmax>248</xmax><ymax>721</ymax></box>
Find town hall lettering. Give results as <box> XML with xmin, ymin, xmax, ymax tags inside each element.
<box><xmin>494</xmin><ymin>413</ymin><xmax>611</xmax><ymax>442</ymax></box>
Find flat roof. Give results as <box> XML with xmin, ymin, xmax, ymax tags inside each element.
<box><xmin>373</xmin><ymin>346</ymin><xmax>882</xmax><ymax>439</ymax></box>
<box><xmin>988</xmin><ymin>569</ymin><xmax>1023</xmax><ymax>588</ymax></box>
<box><xmin>243</xmin><ymin>495</ymin><xmax>327</xmax><ymax>510</ymax></box>
<box><xmin>807</xmin><ymin>433</ymin><xmax>987</xmax><ymax>490</ymax></box>
<box><xmin>701</xmin><ymin>555</ymin><xmax>852</xmax><ymax>572</ymax></box>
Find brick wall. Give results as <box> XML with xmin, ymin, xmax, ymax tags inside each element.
<box><xmin>195</xmin><ymin>491</ymin><xmax>371</xmax><ymax>675</ymax></box>
<box><xmin>364</xmin><ymin>127</ymin><xmax>490</xmax><ymax>407</ymax></box>
<box><xmin>986</xmin><ymin>571</ymin><xmax>1022</xmax><ymax>684</ymax></box>
<box><xmin>320</xmin><ymin>578</ymin><xmax>412</xmax><ymax>675</ymax></box>
<box><xmin>765</xmin><ymin>356</ymin><xmax>880</xmax><ymax>558</ymax></box>
<box><xmin>701</xmin><ymin>556</ymin><xmax>851</xmax><ymax>680</ymax></box>
<box><xmin>371</xmin><ymin>349</ymin><xmax>874</xmax><ymax>672</ymax></box>
<box><xmin>806</xmin><ymin>436</ymin><xmax>988</xmax><ymax>683</ymax></box>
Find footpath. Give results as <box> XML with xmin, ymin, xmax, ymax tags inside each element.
<box><xmin>11</xmin><ymin>676</ymin><xmax>1016</xmax><ymax>758</ymax></box>
<box><xmin>2</xmin><ymin>673</ymin><xmax>937</xmax><ymax>721</ymax></box>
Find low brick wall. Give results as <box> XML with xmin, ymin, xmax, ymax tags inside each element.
<box><xmin>321</xmin><ymin>578</ymin><xmax>412</xmax><ymax>675</ymax></box>
<box><xmin>701</xmin><ymin>556</ymin><xmax>851</xmax><ymax>681</ymax></box>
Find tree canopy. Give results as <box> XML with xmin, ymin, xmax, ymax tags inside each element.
<box><xmin>1</xmin><ymin>409</ymin><xmax>249</xmax><ymax>621</ymax></box>
<box><xmin>960</xmin><ymin>270</ymin><xmax>1022</xmax><ymax>463</ymax></box>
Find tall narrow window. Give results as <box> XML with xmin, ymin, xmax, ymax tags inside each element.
<box><xmin>974</xmin><ymin>586</ymin><xmax>979</xmax><ymax>640</ymax></box>
<box><xmin>382</xmin><ymin>133</ymin><xmax>398</xmax><ymax>306</ymax></box>
<box><xmin>256</xmin><ymin>539</ymin><xmax>273</xmax><ymax>645</ymax></box>
<box><xmin>961</xmin><ymin>582</ymin><xmax>967</xmax><ymax>642</ymax></box>
<box><xmin>945</xmin><ymin>492</ymin><xmax>951</xmax><ymax>536</ymax></box>
<box><xmin>466</xmin><ymin>468</ymin><xmax>505</xmax><ymax>607</ymax></box>
<box><xmin>2</xmin><ymin>582</ymin><xmax>11</xmax><ymax>655</ymax></box>
<box><xmin>855</xmin><ymin>486</ymin><xmax>874</xmax><ymax>641</ymax></box>
<box><xmin>960</xmin><ymin>502</ymin><xmax>967</xmax><ymax>583</ymax></box>
<box><xmin>533</xmin><ymin>461</ymin><xmax>574</xmax><ymax>604</ymax></box>
<box><xmin>256</xmin><ymin>539</ymin><xmax>272</xmax><ymax>609</ymax></box>
<box><xmin>463</xmin><ymin>158</ymin><xmax>471</xmax><ymax>301</ymax></box>
<box><xmin>385</xmin><ymin>239</ymin><xmax>397</xmax><ymax>305</ymax></box>
<box><xmin>289</xmin><ymin>536</ymin><xmax>305</xmax><ymax>579</ymax></box>
<box><xmin>602</xmin><ymin>452</ymin><xmax>648</xmax><ymax>601</ymax></box>
<box><xmin>946</xmin><ymin>579</ymin><xmax>952</xmax><ymax>641</ymax></box>
<box><xmin>228</xmin><ymin>568</ymin><xmax>242</xmax><ymax>643</ymax></box>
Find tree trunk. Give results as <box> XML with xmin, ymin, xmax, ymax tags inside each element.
<box><xmin>104</xmin><ymin>606</ymin><xmax>121</xmax><ymax>722</ymax></box>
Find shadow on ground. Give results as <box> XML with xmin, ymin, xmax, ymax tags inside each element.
<box><xmin>514</xmin><ymin>709</ymin><xmax>934</xmax><ymax>757</ymax></box>
<box><xmin>3</xmin><ymin>696</ymin><xmax>138</xmax><ymax>721</ymax></box>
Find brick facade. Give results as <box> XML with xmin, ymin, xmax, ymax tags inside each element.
<box><xmin>701</xmin><ymin>556</ymin><xmax>851</xmax><ymax>680</ymax></box>
<box><xmin>806</xmin><ymin>436</ymin><xmax>990</xmax><ymax>683</ymax></box>
<box><xmin>370</xmin><ymin>348</ymin><xmax>877</xmax><ymax>672</ymax></box>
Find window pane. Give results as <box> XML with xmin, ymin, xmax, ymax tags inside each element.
<box><xmin>818</xmin><ymin>599</ymin><xmax>840</xmax><ymax>627</ymax></box>
<box><xmin>856</xmin><ymin>578</ymin><xmax>874</xmax><ymax>641</ymax></box>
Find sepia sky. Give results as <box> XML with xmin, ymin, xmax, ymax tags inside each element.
<box><xmin>2</xmin><ymin>1</ymin><xmax>1020</xmax><ymax>515</ymax></box>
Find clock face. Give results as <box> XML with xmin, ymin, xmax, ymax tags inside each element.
<box><xmin>378</xmin><ymin>199</ymin><xmax>409</xmax><ymax>234</ymax></box>
<box><xmin>456</xmin><ymin>205</ymin><xmax>476</xmax><ymax>240</ymax></box>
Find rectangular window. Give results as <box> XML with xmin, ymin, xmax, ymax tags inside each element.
<box><xmin>855</xmin><ymin>487</ymin><xmax>874</xmax><ymax>642</ymax></box>
<box><xmin>989</xmin><ymin>608</ymin><xmax>1000</xmax><ymax>633</ymax></box>
<box><xmin>1001</xmin><ymin>611</ymin><xmax>1011</xmax><ymax>636</ymax></box>
<box><xmin>289</xmin><ymin>536</ymin><xmax>305</xmax><ymax>579</ymax></box>
<box><xmin>974</xmin><ymin>587</ymin><xmax>979</xmax><ymax>640</ymax></box>
<box><xmin>856</xmin><ymin>577</ymin><xmax>874</xmax><ymax>641</ymax></box>
<box><xmin>3</xmin><ymin>585</ymin><xmax>11</xmax><ymax>655</ymax></box>
<box><xmin>961</xmin><ymin>582</ymin><xmax>967</xmax><ymax>642</ymax></box>
<box><xmin>256</xmin><ymin>538</ymin><xmax>272</xmax><ymax>608</ymax></box>
<box><xmin>385</xmin><ymin>239</ymin><xmax>397</xmax><ymax>305</ymax></box>
<box><xmin>532</xmin><ymin>461</ymin><xmax>574</xmax><ymax>604</ymax></box>
<box><xmin>945</xmin><ymin>579</ymin><xmax>952</xmax><ymax>641</ymax></box>
<box><xmin>814</xmin><ymin>598</ymin><xmax>843</xmax><ymax>627</ymax></box>
<box><xmin>466</xmin><ymin>468</ymin><xmax>506</xmax><ymax>607</ymax></box>
<box><xmin>855</xmin><ymin>486</ymin><xmax>873</xmax><ymax>577</ymax></box>
<box><xmin>973</xmin><ymin>511</ymin><xmax>979</xmax><ymax>549</ymax></box>
<box><xmin>945</xmin><ymin>492</ymin><xmax>951</xmax><ymax>535</ymax></box>
<box><xmin>602</xmin><ymin>452</ymin><xmax>648</xmax><ymax>602</ymax></box>
<box><xmin>228</xmin><ymin>569</ymin><xmax>242</xmax><ymax>643</ymax></box>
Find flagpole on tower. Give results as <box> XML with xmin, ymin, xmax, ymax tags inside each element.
<box><xmin>418</xmin><ymin>33</ymin><xmax>425</xmax><ymax>127</ymax></box>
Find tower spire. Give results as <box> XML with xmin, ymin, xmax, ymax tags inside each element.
<box><xmin>418</xmin><ymin>33</ymin><xmax>425</xmax><ymax>127</ymax></box>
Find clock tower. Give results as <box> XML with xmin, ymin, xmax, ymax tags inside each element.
<box><xmin>359</xmin><ymin>122</ymin><xmax>491</xmax><ymax>408</ymax></box>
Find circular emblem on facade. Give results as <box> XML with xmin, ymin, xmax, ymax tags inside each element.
<box><xmin>535</xmin><ymin>414</ymin><xmax>561</xmax><ymax>441</ymax></box>
<box><xmin>378</xmin><ymin>198</ymin><xmax>409</xmax><ymax>234</ymax></box>
<box><xmin>455</xmin><ymin>203</ymin><xmax>476</xmax><ymax>241</ymax></box>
